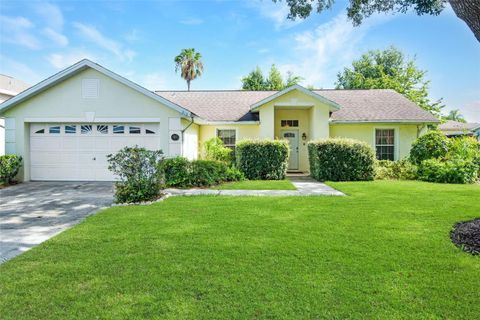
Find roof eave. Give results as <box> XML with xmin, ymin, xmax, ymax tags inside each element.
<box><xmin>330</xmin><ymin>119</ymin><xmax>440</xmax><ymax>124</ymax></box>
<box><xmin>0</xmin><ymin>59</ymin><xmax>192</xmax><ymax>117</ymax></box>
<box><xmin>250</xmin><ymin>85</ymin><xmax>341</xmax><ymax>112</ymax></box>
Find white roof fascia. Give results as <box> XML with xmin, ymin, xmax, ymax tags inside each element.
<box><xmin>0</xmin><ymin>59</ymin><xmax>192</xmax><ymax>117</ymax></box>
<box><xmin>250</xmin><ymin>84</ymin><xmax>341</xmax><ymax>111</ymax></box>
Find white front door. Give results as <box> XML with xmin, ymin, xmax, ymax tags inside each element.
<box><xmin>282</xmin><ymin>130</ymin><xmax>299</xmax><ymax>170</ymax></box>
<box><xmin>29</xmin><ymin>123</ymin><xmax>161</xmax><ymax>181</ymax></box>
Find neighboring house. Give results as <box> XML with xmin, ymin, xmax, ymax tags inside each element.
<box><xmin>0</xmin><ymin>59</ymin><xmax>439</xmax><ymax>181</ymax></box>
<box><xmin>438</xmin><ymin>120</ymin><xmax>480</xmax><ymax>140</ymax></box>
<box><xmin>0</xmin><ymin>75</ymin><xmax>30</xmax><ymax>155</ymax></box>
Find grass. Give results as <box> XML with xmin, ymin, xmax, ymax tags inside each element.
<box><xmin>0</xmin><ymin>181</ymin><xmax>479</xmax><ymax>319</ymax></box>
<box><xmin>216</xmin><ymin>179</ymin><xmax>296</xmax><ymax>190</ymax></box>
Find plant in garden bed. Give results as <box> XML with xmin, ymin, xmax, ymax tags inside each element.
<box><xmin>235</xmin><ymin>139</ymin><xmax>289</xmax><ymax>180</ymax></box>
<box><xmin>160</xmin><ymin>156</ymin><xmax>243</xmax><ymax>188</ymax></box>
<box><xmin>0</xmin><ymin>155</ymin><xmax>22</xmax><ymax>185</ymax></box>
<box><xmin>203</xmin><ymin>137</ymin><xmax>233</xmax><ymax>164</ymax></box>
<box><xmin>107</xmin><ymin>146</ymin><xmax>164</xmax><ymax>203</ymax></box>
<box><xmin>308</xmin><ymin>138</ymin><xmax>375</xmax><ymax>181</ymax></box>
<box><xmin>375</xmin><ymin>159</ymin><xmax>417</xmax><ymax>180</ymax></box>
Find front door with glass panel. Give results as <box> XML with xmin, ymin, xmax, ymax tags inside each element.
<box><xmin>282</xmin><ymin>130</ymin><xmax>299</xmax><ymax>170</ymax></box>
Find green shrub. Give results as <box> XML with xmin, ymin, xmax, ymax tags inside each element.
<box><xmin>159</xmin><ymin>156</ymin><xmax>190</xmax><ymax>187</ymax></box>
<box><xmin>308</xmin><ymin>138</ymin><xmax>375</xmax><ymax>181</ymax></box>
<box><xmin>0</xmin><ymin>155</ymin><xmax>22</xmax><ymax>185</ymax></box>
<box><xmin>107</xmin><ymin>146</ymin><xmax>164</xmax><ymax>203</ymax></box>
<box><xmin>375</xmin><ymin>160</ymin><xmax>417</xmax><ymax>180</ymax></box>
<box><xmin>203</xmin><ymin>137</ymin><xmax>233</xmax><ymax>164</ymax></box>
<box><xmin>161</xmin><ymin>157</ymin><xmax>243</xmax><ymax>188</ymax></box>
<box><xmin>235</xmin><ymin>139</ymin><xmax>289</xmax><ymax>180</ymax></box>
<box><xmin>410</xmin><ymin>131</ymin><xmax>450</xmax><ymax>165</ymax></box>
<box><xmin>418</xmin><ymin>158</ymin><xmax>478</xmax><ymax>184</ymax></box>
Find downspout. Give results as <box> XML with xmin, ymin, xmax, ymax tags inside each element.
<box><xmin>181</xmin><ymin>116</ymin><xmax>195</xmax><ymax>157</ymax></box>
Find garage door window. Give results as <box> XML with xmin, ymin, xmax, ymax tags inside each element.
<box><xmin>129</xmin><ymin>126</ymin><xmax>141</xmax><ymax>134</ymax></box>
<box><xmin>113</xmin><ymin>125</ymin><xmax>124</xmax><ymax>134</ymax></box>
<box><xmin>81</xmin><ymin>125</ymin><xmax>93</xmax><ymax>134</ymax></box>
<box><xmin>49</xmin><ymin>126</ymin><xmax>60</xmax><ymax>134</ymax></box>
<box><xmin>97</xmin><ymin>125</ymin><xmax>108</xmax><ymax>134</ymax></box>
<box><xmin>35</xmin><ymin>128</ymin><xmax>45</xmax><ymax>134</ymax></box>
<box><xmin>65</xmin><ymin>125</ymin><xmax>76</xmax><ymax>134</ymax></box>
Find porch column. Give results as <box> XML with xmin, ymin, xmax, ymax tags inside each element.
<box><xmin>310</xmin><ymin>105</ymin><xmax>329</xmax><ymax>140</ymax></box>
<box><xmin>259</xmin><ymin>104</ymin><xmax>275</xmax><ymax>139</ymax></box>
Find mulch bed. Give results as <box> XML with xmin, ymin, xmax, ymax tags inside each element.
<box><xmin>450</xmin><ymin>218</ymin><xmax>480</xmax><ymax>255</ymax></box>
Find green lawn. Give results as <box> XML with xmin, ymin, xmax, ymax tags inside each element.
<box><xmin>1</xmin><ymin>181</ymin><xmax>479</xmax><ymax>319</ymax></box>
<box><xmin>216</xmin><ymin>179</ymin><xmax>296</xmax><ymax>190</ymax></box>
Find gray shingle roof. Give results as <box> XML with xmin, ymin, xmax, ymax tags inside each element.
<box><xmin>438</xmin><ymin>120</ymin><xmax>480</xmax><ymax>131</ymax></box>
<box><xmin>155</xmin><ymin>89</ymin><xmax>439</xmax><ymax>123</ymax></box>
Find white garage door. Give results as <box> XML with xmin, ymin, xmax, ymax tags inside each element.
<box><xmin>30</xmin><ymin>123</ymin><xmax>161</xmax><ymax>181</ymax></box>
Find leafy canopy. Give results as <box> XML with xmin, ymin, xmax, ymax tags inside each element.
<box><xmin>174</xmin><ymin>48</ymin><xmax>204</xmax><ymax>91</ymax></box>
<box><xmin>444</xmin><ymin>109</ymin><xmax>466</xmax><ymax>123</ymax></box>
<box><xmin>336</xmin><ymin>46</ymin><xmax>443</xmax><ymax>116</ymax></box>
<box><xmin>242</xmin><ymin>65</ymin><xmax>303</xmax><ymax>90</ymax></box>
<box><xmin>273</xmin><ymin>0</ymin><xmax>480</xmax><ymax>42</ymax></box>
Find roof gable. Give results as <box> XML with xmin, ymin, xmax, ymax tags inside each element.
<box><xmin>250</xmin><ymin>85</ymin><xmax>340</xmax><ymax>111</ymax></box>
<box><xmin>0</xmin><ymin>59</ymin><xmax>192</xmax><ymax>117</ymax></box>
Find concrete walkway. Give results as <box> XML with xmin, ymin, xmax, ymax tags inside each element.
<box><xmin>0</xmin><ymin>182</ymin><xmax>114</xmax><ymax>263</ymax></box>
<box><xmin>165</xmin><ymin>176</ymin><xmax>344</xmax><ymax>197</ymax></box>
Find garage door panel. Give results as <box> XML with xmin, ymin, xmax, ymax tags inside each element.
<box><xmin>30</xmin><ymin>123</ymin><xmax>161</xmax><ymax>181</ymax></box>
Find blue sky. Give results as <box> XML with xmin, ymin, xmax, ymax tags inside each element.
<box><xmin>1</xmin><ymin>0</ymin><xmax>479</xmax><ymax>121</ymax></box>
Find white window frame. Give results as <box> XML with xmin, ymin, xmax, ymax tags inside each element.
<box><xmin>216</xmin><ymin>128</ymin><xmax>237</xmax><ymax>148</ymax></box>
<box><xmin>373</xmin><ymin>127</ymin><xmax>399</xmax><ymax>161</ymax></box>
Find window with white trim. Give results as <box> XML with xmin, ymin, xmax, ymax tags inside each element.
<box><xmin>217</xmin><ymin>129</ymin><xmax>236</xmax><ymax>150</ymax></box>
<box><xmin>375</xmin><ymin>129</ymin><xmax>395</xmax><ymax>161</ymax></box>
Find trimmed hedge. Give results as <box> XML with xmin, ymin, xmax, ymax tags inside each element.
<box><xmin>0</xmin><ymin>155</ymin><xmax>23</xmax><ymax>185</ymax></box>
<box><xmin>235</xmin><ymin>139</ymin><xmax>289</xmax><ymax>180</ymax></box>
<box><xmin>410</xmin><ymin>131</ymin><xmax>450</xmax><ymax>165</ymax></box>
<box><xmin>308</xmin><ymin>138</ymin><xmax>375</xmax><ymax>181</ymax></box>
<box><xmin>375</xmin><ymin>160</ymin><xmax>417</xmax><ymax>180</ymax></box>
<box><xmin>160</xmin><ymin>157</ymin><xmax>243</xmax><ymax>188</ymax></box>
<box><xmin>417</xmin><ymin>158</ymin><xmax>478</xmax><ymax>184</ymax></box>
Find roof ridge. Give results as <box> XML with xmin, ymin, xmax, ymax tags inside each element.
<box><xmin>155</xmin><ymin>88</ymin><xmax>396</xmax><ymax>93</ymax></box>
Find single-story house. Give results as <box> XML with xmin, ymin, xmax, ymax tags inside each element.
<box><xmin>0</xmin><ymin>59</ymin><xmax>439</xmax><ymax>181</ymax></box>
<box><xmin>438</xmin><ymin>120</ymin><xmax>480</xmax><ymax>140</ymax></box>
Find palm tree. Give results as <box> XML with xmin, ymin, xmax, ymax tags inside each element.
<box><xmin>446</xmin><ymin>109</ymin><xmax>466</xmax><ymax>123</ymax></box>
<box><xmin>174</xmin><ymin>48</ymin><xmax>203</xmax><ymax>91</ymax></box>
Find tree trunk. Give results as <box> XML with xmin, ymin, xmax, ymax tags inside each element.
<box><xmin>449</xmin><ymin>0</ymin><xmax>480</xmax><ymax>42</ymax></box>
<box><xmin>187</xmin><ymin>80</ymin><xmax>191</xmax><ymax>91</ymax></box>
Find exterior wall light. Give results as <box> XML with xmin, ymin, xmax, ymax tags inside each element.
<box><xmin>302</xmin><ymin>133</ymin><xmax>307</xmax><ymax>141</ymax></box>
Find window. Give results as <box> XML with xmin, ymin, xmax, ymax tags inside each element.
<box><xmin>35</xmin><ymin>129</ymin><xmax>45</xmax><ymax>134</ymax></box>
<box><xmin>217</xmin><ymin>129</ymin><xmax>236</xmax><ymax>149</ymax></box>
<box><xmin>146</xmin><ymin>129</ymin><xmax>156</xmax><ymax>134</ymax></box>
<box><xmin>65</xmin><ymin>125</ymin><xmax>76</xmax><ymax>134</ymax></box>
<box><xmin>97</xmin><ymin>125</ymin><xmax>108</xmax><ymax>134</ymax></box>
<box><xmin>113</xmin><ymin>125</ymin><xmax>124</xmax><ymax>134</ymax></box>
<box><xmin>49</xmin><ymin>126</ymin><xmax>60</xmax><ymax>134</ymax></box>
<box><xmin>129</xmin><ymin>126</ymin><xmax>141</xmax><ymax>134</ymax></box>
<box><xmin>375</xmin><ymin>129</ymin><xmax>395</xmax><ymax>160</ymax></box>
<box><xmin>281</xmin><ymin>120</ymin><xmax>299</xmax><ymax>127</ymax></box>
<box><xmin>81</xmin><ymin>125</ymin><xmax>93</xmax><ymax>134</ymax></box>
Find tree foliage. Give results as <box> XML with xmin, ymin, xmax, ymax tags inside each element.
<box><xmin>444</xmin><ymin>109</ymin><xmax>466</xmax><ymax>123</ymax></box>
<box><xmin>174</xmin><ymin>48</ymin><xmax>204</xmax><ymax>91</ymax></box>
<box><xmin>273</xmin><ymin>0</ymin><xmax>480</xmax><ymax>42</ymax></box>
<box><xmin>336</xmin><ymin>46</ymin><xmax>443</xmax><ymax>116</ymax></box>
<box><xmin>242</xmin><ymin>65</ymin><xmax>303</xmax><ymax>90</ymax></box>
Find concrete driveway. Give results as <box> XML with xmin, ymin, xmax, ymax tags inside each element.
<box><xmin>0</xmin><ymin>182</ymin><xmax>114</xmax><ymax>263</ymax></box>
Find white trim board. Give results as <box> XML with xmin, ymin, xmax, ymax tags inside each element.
<box><xmin>0</xmin><ymin>59</ymin><xmax>193</xmax><ymax>117</ymax></box>
<box><xmin>250</xmin><ymin>85</ymin><xmax>340</xmax><ymax>111</ymax></box>
<box><xmin>24</xmin><ymin>118</ymin><xmax>163</xmax><ymax>123</ymax></box>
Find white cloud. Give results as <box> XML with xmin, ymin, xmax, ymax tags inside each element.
<box><xmin>459</xmin><ymin>100</ymin><xmax>480</xmax><ymax>123</ymax></box>
<box><xmin>73</xmin><ymin>22</ymin><xmax>136</xmax><ymax>61</ymax></box>
<box><xmin>141</xmin><ymin>73</ymin><xmax>168</xmax><ymax>90</ymax></box>
<box><xmin>46</xmin><ymin>50</ymin><xmax>97</xmax><ymax>69</ymax></box>
<box><xmin>42</xmin><ymin>27</ymin><xmax>68</xmax><ymax>46</ymax></box>
<box><xmin>180</xmin><ymin>18</ymin><xmax>204</xmax><ymax>25</ymax></box>
<box><xmin>247</xmin><ymin>0</ymin><xmax>302</xmax><ymax>30</ymax></box>
<box><xmin>35</xmin><ymin>2</ymin><xmax>64</xmax><ymax>29</ymax></box>
<box><xmin>0</xmin><ymin>54</ymin><xmax>41</xmax><ymax>84</ymax></box>
<box><xmin>0</xmin><ymin>15</ymin><xmax>41</xmax><ymax>49</ymax></box>
<box><xmin>277</xmin><ymin>13</ymin><xmax>391</xmax><ymax>87</ymax></box>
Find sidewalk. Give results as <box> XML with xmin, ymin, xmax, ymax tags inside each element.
<box><xmin>165</xmin><ymin>176</ymin><xmax>344</xmax><ymax>197</ymax></box>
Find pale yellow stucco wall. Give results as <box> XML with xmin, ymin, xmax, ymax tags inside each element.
<box><xmin>2</xmin><ymin>68</ymin><xmax>184</xmax><ymax>180</ymax></box>
<box><xmin>330</xmin><ymin>123</ymin><xmax>422</xmax><ymax>160</ymax></box>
